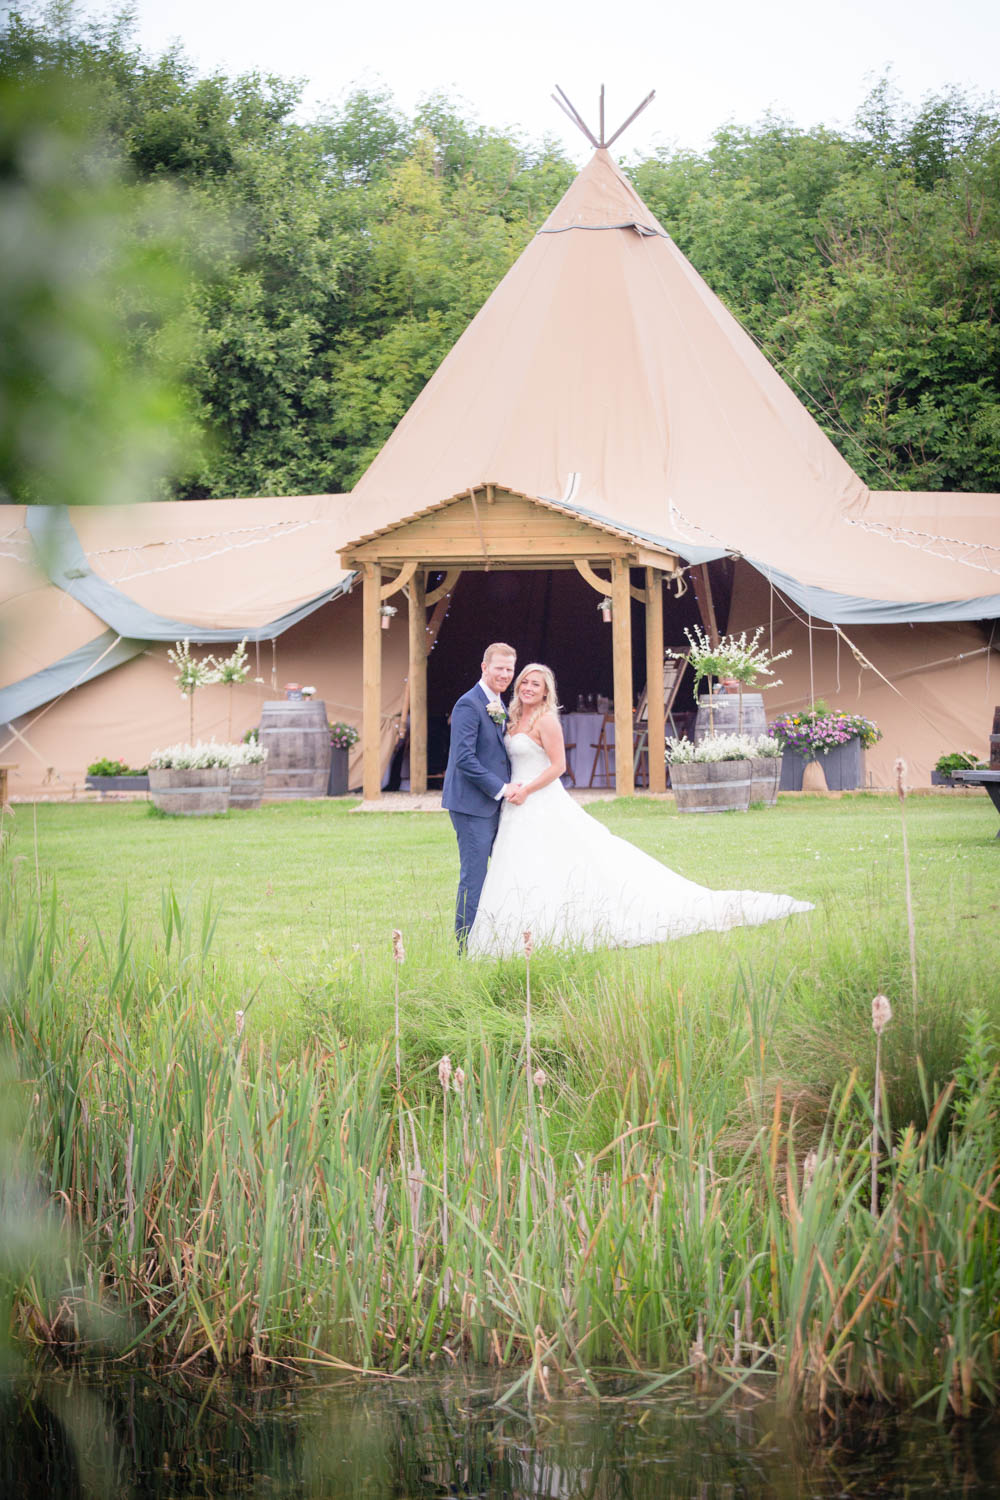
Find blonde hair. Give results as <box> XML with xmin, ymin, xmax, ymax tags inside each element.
<box><xmin>481</xmin><ymin>641</ymin><xmax>517</xmax><ymax>667</ymax></box>
<box><xmin>508</xmin><ymin>663</ymin><xmax>561</xmax><ymax>735</ymax></box>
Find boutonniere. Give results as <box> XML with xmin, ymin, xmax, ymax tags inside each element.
<box><xmin>486</xmin><ymin>700</ymin><xmax>507</xmax><ymax>725</ymax></box>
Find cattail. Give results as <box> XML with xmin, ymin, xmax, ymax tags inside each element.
<box><xmin>802</xmin><ymin>1149</ymin><xmax>818</xmax><ymax>1192</ymax></box>
<box><xmin>893</xmin><ymin>760</ymin><xmax>918</xmax><ymax>1017</ymax></box>
<box><xmin>438</xmin><ymin>1055</ymin><xmax>453</xmax><ymax>1091</ymax></box>
<box><xmin>453</xmin><ymin>1067</ymin><xmax>466</xmax><ymax>1093</ymax></box>
<box><xmin>871</xmin><ymin>994</ymin><xmax>893</xmax><ymax>1035</ymax></box>
<box><xmin>392</xmin><ymin>929</ymin><xmax>404</xmax><ymax>1092</ymax></box>
<box><xmin>871</xmin><ymin>993</ymin><xmax>893</xmax><ymax>1216</ymax></box>
<box><xmin>523</xmin><ymin>930</ymin><xmax>534</xmax><ymax>1108</ymax></box>
<box><xmin>894</xmin><ymin>757</ymin><xmax>907</xmax><ymax>801</ymax></box>
<box><xmin>532</xmin><ymin>1067</ymin><xmax>547</xmax><ymax>1090</ymax></box>
<box><xmin>235</xmin><ymin>1009</ymin><xmax>245</xmax><ymax>1039</ymax></box>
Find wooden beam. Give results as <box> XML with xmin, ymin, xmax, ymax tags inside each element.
<box><xmin>424</xmin><ymin>568</ymin><xmax>462</xmax><ymax>606</ymax></box>
<box><xmin>611</xmin><ymin>557</ymin><xmax>634</xmax><ymax>797</ymax></box>
<box><xmin>468</xmin><ymin>487</ymin><xmax>490</xmax><ymax>565</ymax></box>
<box><xmin>693</xmin><ymin>562</ymin><xmax>720</xmax><ymax>647</ymax></box>
<box><xmin>379</xmin><ymin>561</ymin><xmax>417</xmax><ymax>601</ymax></box>
<box><xmin>634</xmin><ymin>546</ymin><xmax>679</xmax><ymax>574</ymax></box>
<box><xmin>575</xmin><ymin>556</ymin><xmax>647</xmax><ymax>602</ymax></box>
<box><xmin>574</xmin><ymin>558</ymin><xmax>612</xmax><ymax>596</ymax></box>
<box><xmin>408</xmin><ymin>569</ymin><xmax>427</xmax><ymax>795</ymax></box>
<box><xmin>362</xmin><ymin>562</ymin><xmax>382</xmax><ymax>801</ymax></box>
<box><xmin>644</xmin><ymin>567</ymin><xmax>666</xmax><ymax>794</ymax></box>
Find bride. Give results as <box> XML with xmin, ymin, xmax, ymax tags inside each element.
<box><xmin>467</xmin><ymin>663</ymin><xmax>812</xmax><ymax>959</ymax></box>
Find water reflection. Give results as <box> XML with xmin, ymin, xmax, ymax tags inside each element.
<box><xmin>3</xmin><ymin>1367</ymin><xmax>1000</xmax><ymax>1498</ymax></box>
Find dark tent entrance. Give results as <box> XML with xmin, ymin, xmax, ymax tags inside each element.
<box><xmin>384</xmin><ymin>566</ymin><xmax>713</xmax><ymax>790</ymax></box>
<box><xmin>339</xmin><ymin>484</ymin><xmax>732</xmax><ymax>799</ymax></box>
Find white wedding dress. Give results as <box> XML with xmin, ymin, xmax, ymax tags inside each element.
<box><xmin>467</xmin><ymin>733</ymin><xmax>812</xmax><ymax>958</ymax></box>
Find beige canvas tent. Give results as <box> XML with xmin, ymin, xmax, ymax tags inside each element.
<box><xmin>2</xmin><ymin>147</ymin><xmax>998</xmax><ymax>799</ymax></box>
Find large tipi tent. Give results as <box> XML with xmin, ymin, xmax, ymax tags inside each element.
<box><xmin>2</xmin><ymin>141</ymin><xmax>998</xmax><ymax>798</ymax></box>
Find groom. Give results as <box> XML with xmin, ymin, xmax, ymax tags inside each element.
<box><xmin>442</xmin><ymin>641</ymin><xmax>518</xmax><ymax>949</ymax></box>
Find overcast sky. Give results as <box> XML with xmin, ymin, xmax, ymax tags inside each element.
<box><xmin>76</xmin><ymin>0</ymin><xmax>1000</xmax><ymax>161</ymax></box>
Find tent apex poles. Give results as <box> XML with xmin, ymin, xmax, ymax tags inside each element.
<box><xmin>553</xmin><ymin>84</ymin><xmax>655</xmax><ymax>151</ymax></box>
<box><xmin>553</xmin><ymin>87</ymin><xmax>599</xmax><ymax>147</ymax></box>
<box><xmin>604</xmin><ymin>90</ymin><xmax>656</xmax><ymax>149</ymax></box>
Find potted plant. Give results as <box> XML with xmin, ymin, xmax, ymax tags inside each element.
<box><xmin>931</xmin><ymin>751</ymin><xmax>981</xmax><ymax>787</ymax></box>
<box><xmin>328</xmin><ymin>721</ymin><xmax>359</xmax><ymax>797</ymax></box>
<box><xmin>749</xmin><ymin>734</ymin><xmax>783</xmax><ymax>806</ymax></box>
<box><xmin>666</xmin><ymin>732</ymin><xmax>758</xmax><ymax>813</ymax></box>
<box><xmin>229</xmin><ymin>739</ymin><xmax>269</xmax><ymax>810</ymax></box>
<box><xmin>670</xmin><ymin>626</ymin><xmax>790</xmax><ymax>738</ymax></box>
<box><xmin>769</xmin><ymin>703</ymin><xmax>882</xmax><ymax>792</ymax></box>
<box><xmin>379</xmin><ymin>604</ymin><xmax>397</xmax><ymax>630</ymax></box>
<box><xmin>597</xmin><ymin>596</ymin><xmax>613</xmax><ymax>623</ymax></box>
<box><xmin>148</xmin><ymin>741</ymin><xmax>240</xmax><ymax>815</ymax></box>
<box><xmin>85</xmin><ymin>757</ymin><xmax>149</xmax><ymax>794</ymax></box>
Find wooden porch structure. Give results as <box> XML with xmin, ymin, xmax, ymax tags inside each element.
<box><xmin>339</xmin><ymin>486</ymin><xmax>680</xmax><ymax>802</ymax></box>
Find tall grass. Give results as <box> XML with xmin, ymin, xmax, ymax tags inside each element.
<box><xmin>2</xmin><ymin>868</ymin><xmax>998</xmax><ymax>1416</ymax></box>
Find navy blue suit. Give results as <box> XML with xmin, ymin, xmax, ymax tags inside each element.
<box><xmin>442</xmin><ymin>684</ymin><xmax>511</xmax><ymax>945</ymax></box>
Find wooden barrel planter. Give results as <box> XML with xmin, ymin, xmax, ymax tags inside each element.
<box><xmin>749</xmin><ymin>756</ymin><xmax>780</xmax><ymax>806</ymax></box>
<box><xmin>149</xmin><ymin>768</ymin><xmax>230</xmax><ymax>816</ymax></box>
<box><xmin>230</xmin><ymin>763</ymin><xmax>265</xmax><ymax>810</ymax></box>
<box><xmin>260</xmin><ymin>700</ymin><xmax>331</xmax><ymax>800</ymax></box>
<box><xmin>669</xmin><ymin>759</ymin><xmax>752</xmax><ymax>814</ymax></box>
<box><xmin>694</xmin><ymin>691</ymin><xmax>766</xmax><ymax>742</ymax></box>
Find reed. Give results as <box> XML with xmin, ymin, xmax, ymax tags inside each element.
<box><xmin>2</xmin><ymin>868</ymin><xmax>998</xmax><ymax>1415</ymax></box>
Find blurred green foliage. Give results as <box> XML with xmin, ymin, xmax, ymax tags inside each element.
<box><xmin>0</xmin><ymin>24</ymin><xmax>203</xmax><ymax>505</ymax></box>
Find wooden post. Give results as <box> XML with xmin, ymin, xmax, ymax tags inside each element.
<box><xmin>645</xmin><ymin>566</ymin><xmax>666</xmax><ymax>793</ymax></box>
<box><xmin>693</xmin><ymin>562</ymin><xmax>720</xmax><ymax>647</ymax></box>
<box><xmin>362</xmin><ymin>562</ymin><xmax>382</xmax><ymax>801</ymax></box>
<box><xmin>611</xmin><ymin>556</ymin><xmax>634</xmax><ymax>797</ymax></box>
<box><xmin>408</xmin><ymin>568</ymin><xmax>428</xmax><ymax>794</ymax></box>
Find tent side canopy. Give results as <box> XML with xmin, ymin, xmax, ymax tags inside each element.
<box><xmin>1</xmin><ymin>497</ymin><xmax>357</xmax><ymax>724</ymax></box>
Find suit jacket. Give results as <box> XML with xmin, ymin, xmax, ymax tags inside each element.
<box><xmin>441</xmin><ymin>684</ymin><xmax>511</xmax><ymax>817</ymax></box>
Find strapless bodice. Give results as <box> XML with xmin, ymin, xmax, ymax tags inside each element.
<box><xmin>504</xmin><ymin>732</ymin><xmax>552</xmax><ymax>778</ymax></box>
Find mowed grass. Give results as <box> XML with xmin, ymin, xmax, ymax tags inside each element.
<box><xmin>8</xmin><ymin>789</ymin><xmax>996</xmax><ymax>959</ymax></box>
<box><xmin>6</xmin><ymin>790</ymin><xmax>998</xmax><ymax>1122</ymax></box>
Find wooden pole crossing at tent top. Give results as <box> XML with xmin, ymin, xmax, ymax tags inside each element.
<box><xmin>552</xmin><ymin>85</ymin><xmax>656</xmax><ymax>150</ymax></box>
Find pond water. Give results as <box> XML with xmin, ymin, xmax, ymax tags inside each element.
<box><xmin>3</xmin><ymin>1367</ymin><xmax>999</xmax><ymax>1498</ymax></box>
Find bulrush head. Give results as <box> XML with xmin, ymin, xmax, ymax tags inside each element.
<box><xmin>438</xmin><ymin>1055</ymin><xmax>453</xmax><ymax>1091</ymax></box>
<box><xmin>894</xmin><ymin>757</ymin><xmax>907</xmax><ymax>801</ymax></box>
<box><xmin>392</xmin><ymin>929</ymin><xmax>405</xmax><ymax>963</ymax></box>
<box><xmin>871</xmin><ymin>993</ymin><xmax>893</xmax><ymax>1035</ymax></box>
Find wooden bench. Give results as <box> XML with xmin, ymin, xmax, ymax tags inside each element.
<box><xmin>952</xmin><ymin>706</ymin><xmax>1000</xmax><ymax>837</ymax></box>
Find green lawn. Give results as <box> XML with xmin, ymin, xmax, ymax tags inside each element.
<box><xmin>9</xmin><ymin>790</ymin><xmax>996</xmax><ymax>956</ymax></box>
<box><xmin>6</xmin><ymin>791</ymin><xmax>997</xmax><ymax>1094</ymax></box>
